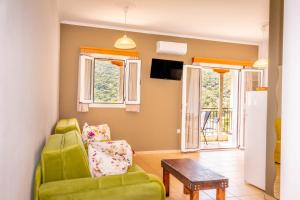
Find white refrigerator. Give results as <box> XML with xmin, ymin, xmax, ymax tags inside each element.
<box><xmin>244</xmin><ymin>91</ymin><xmax>267</xmax><ymax>190</ymax></box>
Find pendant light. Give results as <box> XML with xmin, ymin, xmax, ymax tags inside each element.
<box><xmin>114</xmin><ymin>7</ymin><xmax>136</xmax><ymax>49</ymax></box>
<box><xmin>253</xmin><ymin>24</ymin><xmax>269</xmax><ymax>68</ymax></box>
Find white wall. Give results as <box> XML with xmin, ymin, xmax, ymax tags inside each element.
<box><xmin>281</xmin><ymin>1</ymin><xmax>300</xmax><ymax>199</ymax></box>
<box><xmin>0</xmin><ymin>0</ymin><xmax>60</xmax><ymax>199</ymax></box>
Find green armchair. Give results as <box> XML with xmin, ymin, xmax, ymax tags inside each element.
<box><xmin>34</xmin><ymin>118</ymin><xmax>165</xmax><ymax>200</ymax></box>
<box><xmin>274</xmin><ymin>118</ymin><xmax>281</xmax><ymax>164</ymax></box>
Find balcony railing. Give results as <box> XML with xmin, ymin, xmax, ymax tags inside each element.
<box><xmin>201</xmin><ymin>107</ymin><xmax>233</xmax><ymax>134</ymax></box>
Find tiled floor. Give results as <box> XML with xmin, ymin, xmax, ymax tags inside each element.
<box><xmin>134</xmin><ymin>150</ymin><xmax>267</xmax><ymax>200</ymax></box>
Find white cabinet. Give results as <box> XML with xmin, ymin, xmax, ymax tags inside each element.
<box><xmin>244</xmin><ymin>91</ymin><xmax>267</xmax><ymax>190</ymax></box>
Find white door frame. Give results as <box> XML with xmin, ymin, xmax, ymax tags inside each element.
<box><xmin>230</xmin><ymin>69</ymin><xmax>240</xmax><ymax>148</ymax></box>
<box><xmin>181</xmin><ymin>64</ymin><xmax>241</xmax><ymax>151</ymax></box>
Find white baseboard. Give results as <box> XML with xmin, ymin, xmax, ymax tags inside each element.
<box><xmin>135</xmin><ymin>149</ymin><xmax>238</xmax><ymax>154</ymax></box>
<box><xmin>135</xmin><ymin>149</ymin><xmax>181</xmax><ymax>155</ymax></box>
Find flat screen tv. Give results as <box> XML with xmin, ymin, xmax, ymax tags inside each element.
<box><xmin>150</xmin><ymin>58</ymin><xmax>183</xmax><ymax>80</ymax></box>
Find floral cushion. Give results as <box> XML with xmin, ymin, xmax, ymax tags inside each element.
<box><xmin>82</xmin><ymin>123</ymin><xmax>111</xmax><ymax>144</ymax></box>
<box><xmin>88</xmin><ymin>140</ymin><xmax>133</xmax><ymax>177</ymax></box>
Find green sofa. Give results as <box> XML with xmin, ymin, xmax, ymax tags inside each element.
<box><xmin>34</xmin><ymin>118</ymin><xmax>165</xmax><ymax>200</ymax></box>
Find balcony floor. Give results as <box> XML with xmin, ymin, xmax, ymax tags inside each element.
<box><xmin>200</xmin><ymin>134</ymin><xmax>236</xmax><ymax>149</ymax></box>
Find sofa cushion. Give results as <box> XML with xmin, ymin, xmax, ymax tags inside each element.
<box><xmin>41</xmin><ymin>131</ymin><xmax>91</xmax><ymax>183</ymax></box>
<box><xmin>40</xmin><ymin>182</ymin><xmax>164</xmax><ymax>200</ymax></box>
<box><xmin>128</xmin><ymin>164</ymin><xmax>144</xmax><ymax>173</ymax></box>
<box><xmin>39</xmin><ymin>171</ymin><xmax>164</xmax><ymax>200</ymax></box>
<box><xmin>55</xmin><ymin>118</ymin><xmax>81</xmax><ymax>134</ymax></box>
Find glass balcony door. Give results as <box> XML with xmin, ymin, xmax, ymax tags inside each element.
<box><xmin>199</xmin><ymin>68</ymin><xmax>239</xmax><ymax>149</ymax></box>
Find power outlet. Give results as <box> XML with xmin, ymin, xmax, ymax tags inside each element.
<box><xmin>176</xmin><ymin>129</ymin><xmax>181</xmax><ymax>134</ymax></box>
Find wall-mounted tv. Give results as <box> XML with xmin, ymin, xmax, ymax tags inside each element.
<box><xmin>150</xmin><ymin>58</ymin><xmax>183</xmax><ymax>80</ymax></box>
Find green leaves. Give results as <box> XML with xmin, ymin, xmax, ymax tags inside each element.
<box><xmin>201</xmin><ymin>70</ymin><xmax>232</xmax><ymax>109</ymax></box>
<box><xmin>93</xmin><ymin>60</ymin><xmax>123</xmax><ymax>103</ymax></box>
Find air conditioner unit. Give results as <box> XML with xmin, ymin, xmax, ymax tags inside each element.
<box><xmin>156</xmin><ymin>41</ymin><xmax>187</xmax><ymax>55</ymax></box>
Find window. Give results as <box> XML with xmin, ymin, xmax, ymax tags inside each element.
<box><xmin>79</xmin><ymin>54</ymin><xmax>141</xmax><ymax>108</ymax></box>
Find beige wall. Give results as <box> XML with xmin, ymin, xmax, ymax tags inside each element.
<box><xmin>0</xmin><ymin>0</ymin><xmax>60</xmax><ymax>199</ymax></box>
<box><xmin>59</xmin><ymin>24</ymin><xmax>258</xmax><ymax>151</ymax></box>
<box><xmin>265</xmin><ymin>0</ymin><xmax>283</xmax><ymax>196</ymax></box>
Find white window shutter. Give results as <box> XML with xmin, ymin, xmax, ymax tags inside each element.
<box><xmin>79</xmin><ymin>55</ymin><xmax>94</xmax><ymax>103</ymax></box>
<box><xmin>125</xmin><ymin>59</ymin><xmax>141</xmax><ymax>104</ymax></box>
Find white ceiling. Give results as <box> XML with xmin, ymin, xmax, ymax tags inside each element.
<box><xmin>59</xmin><ymin>0</ymin><xmax>269</xmax><ymax>44</ymax></box>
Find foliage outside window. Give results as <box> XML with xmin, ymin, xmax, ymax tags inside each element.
<box><xmin>93</xmin><ymin>59</ymin><xmax>124</xmax><ymax>104</ymax></box>
<box><xmin>201</xmin><ymin>69</ymin><xmax>232</xmax><ymax>109</ymax></box>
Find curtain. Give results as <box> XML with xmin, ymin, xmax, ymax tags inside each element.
<box><xmin>185</xmin><ymin>68</ymin><xmax>201</xmax><ymax>149</ymax></box>
<box><xmin>83</xmin><ymin>59</ymin><xmax>92</xmax><ymax>99</ymax></box>
<box><xmin>128</xmin><ymin>62</ymin><xmax>138</xmax><ymax>101</ymax></box>
<box><xmin>125</xmin><ymin>61</ymin><xmax>140</xmax><ymax>112</ymax></box>
<box><xmin>77</xmin><ymin>100</ymin><xmax>89</xmax><ymax>112</ymax></box>
<box><xmin>77</xmin><ymin>57</ymin><xmax>91</xmax><ymax>112</ymax></box>
<box><xmin>126</xmin><ymin>104</ymin><xmax>140</xmax><ymax>112</ymax></box>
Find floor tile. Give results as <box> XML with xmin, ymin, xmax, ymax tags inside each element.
<box><xmin>134</xmin><ymin>150</ymin><xmax>270</xmax><ymax>200</ymax></box>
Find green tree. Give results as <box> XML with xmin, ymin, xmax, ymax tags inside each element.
<box><xmin>201</xmin><ymin>69</ymin><xmax>232</xmax><ymax>109</ymax></box>
<box><xmin>94</xmin><ymin>60</ymin><xmax>123</xmax><ymax>103</ymax></box>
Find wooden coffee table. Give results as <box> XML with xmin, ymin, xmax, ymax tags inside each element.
<box><xmin>161</xmin><ymin>159</ymin><xmax>228</xmax><ymax>200</ymax></box>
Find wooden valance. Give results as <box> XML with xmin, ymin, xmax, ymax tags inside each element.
<box><xmin>111</xmin><ymin>60</ymin><xmax>125</xmax><ymax>66</ymax></box>
<box><xmin>80</xmin><ymin>47</ymin><xmax>139</xmax><ymax>57</ymax></box>
<box><xmin>213</xmin><ymin>68</ymin><xmax>230</xmax><ymax>74</ymax></box>
<box><xmin>192</xmin><ymin>57</ymin><xmax>254</xmax><ymax>67</ymax></box>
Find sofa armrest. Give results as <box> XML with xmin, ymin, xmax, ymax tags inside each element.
<box><xmin>148</xmin><ymin>174</ymin><xmax>166</xmax><ymax>199</ymax></box>
<box><xmin>34</xmin><ymin>163</ymin><xmax>42</xmax><ymax>200</ymax></box>
<box><xmin>55</xmin><ymin>118</ymin><xmax>81</xmax><ymax>134</ymax></box>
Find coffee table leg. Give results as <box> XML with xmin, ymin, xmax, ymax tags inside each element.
<box><xmin>190</xmin><ymin>191</ymin><xmax>199</xmax><ymax>200</ymax></box>
<box><xmin>216</xmin><ymin>188</ymin><xmax>225</xmax><ymax>200</ymax></box>
<box><xmin>163</xmin><ymin>169</ymin><xmax>170</xmax><ymax>197</ymax></box>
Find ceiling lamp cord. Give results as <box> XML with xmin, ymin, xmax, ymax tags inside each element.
<box><xmin>124</xmin><ymin>6</ymin><xmax>128</xmax><ymax>30</ymax></box>
<box><xmin>253</xmin><ymin>24</ymin><xmax>269</xmax><ymax>68</ymax></box>
<box><xmin>114</xmin><ymin>6</ymin><xmax>136</xmax><ymax>49</ymax></box>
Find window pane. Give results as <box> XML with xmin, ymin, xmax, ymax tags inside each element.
<box><xmin>245</xmin><ymin>71</ymin><xmax>261</xmax><ymax>91</ymax></box>
<box><xmin>94</xmin><ymin>59</ymin><xmax>124</xmax><ymax>103</ymax></box>
<box><xmin>201</xmin><ymin>69</ymin><xmax>219</xmax><ymax>108</ymax></box>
